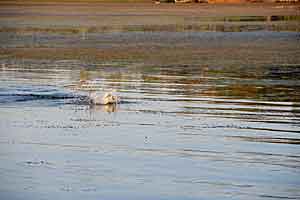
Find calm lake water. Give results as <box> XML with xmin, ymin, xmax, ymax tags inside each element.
<box><xmin>1</xmin><ymin>10</ymin><xmax>300</xmax><ymax>199</ymax></box>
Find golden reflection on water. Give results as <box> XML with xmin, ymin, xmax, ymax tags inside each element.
<box><xmin>71</xmin><ymin>63</ymin><xmax>300</xmax><ymax>103</ymax></box>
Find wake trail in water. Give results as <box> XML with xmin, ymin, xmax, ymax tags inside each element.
<box><xmin>0</xmin><ymin>85</ymin><xmax>88</xmax><ymax>105</ymax></box>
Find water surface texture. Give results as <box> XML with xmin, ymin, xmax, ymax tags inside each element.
<box><xmin>0</xmin><ymin>3</ymin><xmax>300</xmax><ymax>200</ymax></box>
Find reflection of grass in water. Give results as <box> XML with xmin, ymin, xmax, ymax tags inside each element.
<box><xmin>1</xmin><ymin>43</ymin><xmax>299</xmax><ymax>67</ymax></box>
<box><xmin>270</xmin><ymin>15</ymin><xmax>300</xmax><ymax>21</ymax></box>
<box><xmin>188</xmin><ymin>15</ymin><xmax>300</xmax><ymax>22</ymax></box>
<box><xmin>197</xmin><ymin>16</ymin><xmax>267</xmax><ymax>22</ymax></box>
<box><xmin>213</xmin><ymin>80</ymin><xmax>300</xmax><ymax>102</ymax></box>
<box><xmin>0</xmin><ymin>47</ymin><xmax>152</xmax><ymax>61</ymax></box>
<box><xmin>225</xmin><ymin>16</ymin><xmax>267</xmax><ymax>22</ymax></box>
<box><xmin>0</xmin><ymin>23</ymin><xmax>299</xmax><ymax>33</ymax></box>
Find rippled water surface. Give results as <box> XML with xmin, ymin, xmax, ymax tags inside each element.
<box><xmin>1</xmin><ymin>4</ymin><xmax>300</xmax><ymax>199</ymax></box>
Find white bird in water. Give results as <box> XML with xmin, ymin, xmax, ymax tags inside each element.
<box><xmin>89</xmin><ymin>91</ymin><xmax>119</xmax><ymax>105</ymax></box>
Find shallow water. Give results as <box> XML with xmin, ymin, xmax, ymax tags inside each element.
<box><xmin>1</xmin><ymin>11</ymin><xmax>300</xmax><ymax>200</ymax></box>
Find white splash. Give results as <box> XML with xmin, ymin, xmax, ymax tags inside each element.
<box><xmin>89</xmin><ymin>91</ymin><xmax>119</xmax><ymax>105</ymax></box>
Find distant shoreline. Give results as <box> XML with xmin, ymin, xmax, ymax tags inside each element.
<box><xmin>0</xmin><ymin>0</ymin><xmax>299</xmax><ymax>4</ymax></box>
